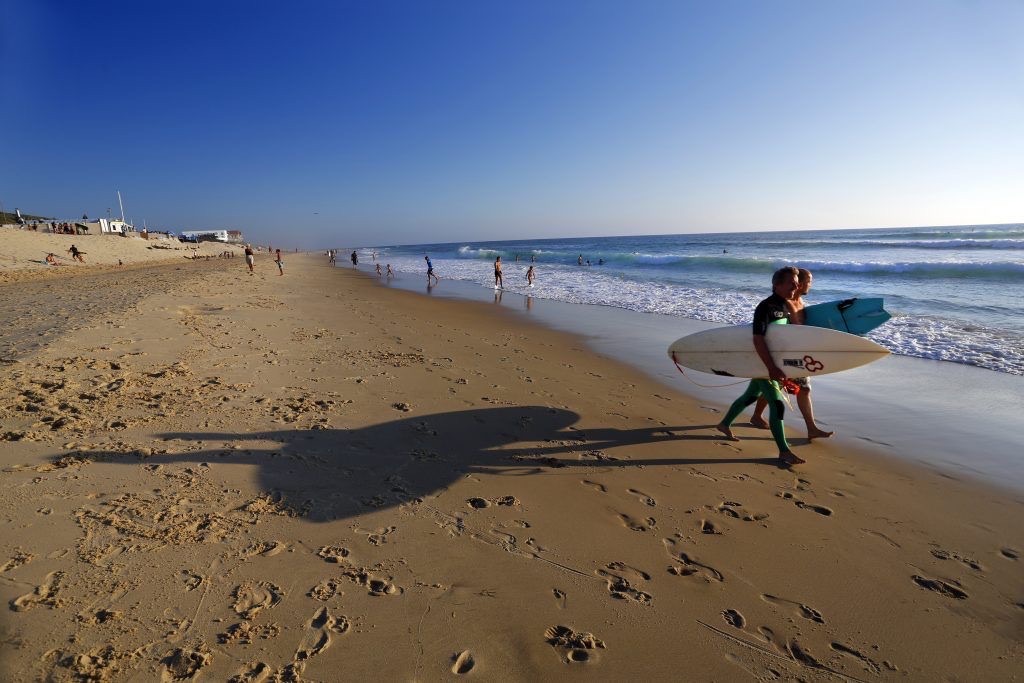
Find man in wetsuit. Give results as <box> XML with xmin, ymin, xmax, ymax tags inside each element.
<box><xmin>716</xmin><ymin>266</ymin><xmax>804</xmax><ymax>466</ymax></box>
<box><xmin>749</xmin><ymin>268</ymin><xmax>833</xmax><ymax>439</ymax></box>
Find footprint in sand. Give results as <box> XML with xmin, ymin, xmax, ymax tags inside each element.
<box><xmin>241</xmin><ymin>540</ymin><xmax>285</xmax><ymax>558</ymax></box>
<box><xmin>722</xmin><ymin>609</ymin><xmax>745</xmax><ymax>628</ymax></box>
<box><xmin>597</xmin><ymin>562</ymin><xmax>652</xmax><ymax>604</ymax></box>
<box><xmin>0</xmin><ymin>550</ymin><xmax>34</xmax><ymax>573</ymax></box>
<box><xmin>363</xmin><ymin>526</ymin><xmax>396</xmax><ymax>545</ymax></box>
<box><xmin>662</xmin><ymin>537</ymin><xmax>723</xmax><ymax>583</ymax></box>
<box><xmin>233</xmin><ymin>581</ymin><xmax>283</xmax><ymax>619</ymax></box>
<box><xmin>451</xmin><ymin>650</ymin><xmax>475</xmax><ymax>674</ymax></box>
<box><xmin>779</xmin><ymin>492</ymin><xmax>833</xmax><ymax>516</ymax></box>
<box><xmin>1000</xmin><ymin>547</ymin><xmax>1020</xmax><ymax>560</ymax></box>
<box><xmin>911</xmin><ymin>575</ymin><xmax>968</xmax><ymax>600</ymax></box>
<box><xmin>581</xmin><ymin>480</ymin><xmax>607</xmax><ymax>493</ymax></box>
<box><xmin>229</xmin><ymin>661</ymin><xmax>272</xmax><ymax>682</ymax></box>
<box><xmin>716</xmin><ymin>501</ymin><xmax>769</xmax><ymax>523</ymax></box>
<box><xmin>552</xmin><ymin>588</ymin><xmax>567</xmax><ymax>609</ymax></box>
<box><xmin>930</xmin><ymin>548</ymin><xmax>983</xmax><ymax>571</ymax></box>
<box><xmin>627</xmin><ymin>489</ymin><xmax>656</xmax><ymax>507</ymax></box>
<box><xmin>830</xmin><ymin>642</ymin><xmax>883</xmax><ymax>674</ymax></box>
<box><xmin>316</xmin><ymin>545</ymin><xmax>351</xmax><ymax>563</ymax></box>
<box><xmin>161</xmin><ymin>645</ymin><xmax>212</xmax><ymax>681</ymax></box>
<box><xmin>295</xmin><ymin>606</ymin><xmax>349</xmax><ymax>661</ymax></box>
<box><xmin>760</xmin><ymin>593</ymin><xmax>825</xmax><ymax>624</ymax></box>
<box><xmin>617</xmin><ymin>513</ymin><xmax>656</xmax><ymax>532</ymax></box>
<box><xmin>340</xmin><ymin>566</ymin><xmax>401</xmax><ymax>596</ymax></box>
<box><xmin>701</xmin><ymin>519</ymin><xmax>723</xmax><ymax>535</ymax></box>
<box><xmin>544</xmin><ymin>625</ymin><xmax>606</xmax><ymax>664</ymax></box>
<box><xmin>11</xmin><ymin>571</ymin><xmax>64</xmax><ymax>612</ymax></box>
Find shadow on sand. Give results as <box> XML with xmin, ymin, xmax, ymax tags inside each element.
<box><xmin>63</xmin><ymin>406</ymin><xmax>778</xmax><ymax>523</ymax></box>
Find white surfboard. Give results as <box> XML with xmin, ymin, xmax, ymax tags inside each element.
<box><xmin>668</xmin><ymin>324</ymin><xmax>889</xmax><ymax>379</ymax></box>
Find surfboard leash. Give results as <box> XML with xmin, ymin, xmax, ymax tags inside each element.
<box><xmin>670</xmin><ymin>353</ymin><xmax>796</xmax><ymax>409</ymax></box>
<box><xmin>670</xmin><ymin>353</ymin><xmax>746</xmax><ymax>389</ymax></box>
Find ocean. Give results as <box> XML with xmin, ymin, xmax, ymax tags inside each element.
<box><xmin>364</xmin><ymin>224</ymin><xmax>1024</xmax><ymax>376</ymax></box>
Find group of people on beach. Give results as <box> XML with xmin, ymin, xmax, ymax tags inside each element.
<box><xmin>490</xmin><ymin>256</ymin><xmax>535</xmax><ymax>289</ymax></box>
<box><xmin>716</xmin><ymin>266</ymin><xmax>831</xmax><ymax>467</ymax></box>
<box><xmin>243</xmin><ymin>245</ymin><xmax>285</xmax><ymax>276</ymax></box>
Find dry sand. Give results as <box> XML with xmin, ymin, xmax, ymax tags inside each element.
<box><xmin>0</xmin><ymin>250</ymin><xmax>1021</xmax><ymax>681</ymax></box>
<box><xmin>0</xmin><ymin>227</ymin><xmax>247</xmax><ymax>283</ymax></box>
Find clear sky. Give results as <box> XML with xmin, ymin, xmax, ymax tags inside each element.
<box><xmin>2</xmin><ymin>0</ymin><xmax>1022</xmax><ymax>247</ymax></box>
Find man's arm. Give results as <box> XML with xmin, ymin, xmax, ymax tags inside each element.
<box><xmin>753</xmin><ymin>334</ymin><xmax>786</xmax><ymax>382</ymax></box>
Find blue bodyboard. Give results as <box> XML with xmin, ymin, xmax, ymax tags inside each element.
<box><xmin>803</xmin><ymin>297</ymin><xmax>891</xmax><ymax>336</ymax></box>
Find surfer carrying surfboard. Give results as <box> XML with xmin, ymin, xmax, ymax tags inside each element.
<box><xmin>716</xmin><ymin>266</ymin><xmax>805</xmax><ymax>466</ymax></box>
<box><xmin>750</xmin><ymin>268</ymin><xmax>834</xmax><ymax>440</ymax></box>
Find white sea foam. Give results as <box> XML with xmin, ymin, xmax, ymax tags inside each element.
<box><xmin>376</xmin><ymin>254</ymin><xmax>1023</xmax><ymax>376</ymax></box>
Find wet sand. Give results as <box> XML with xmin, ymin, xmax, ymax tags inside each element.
<box><xmin>0</xmin><ymin>253</ymin><xmax>1021</xmax><ymax>681</ymax></box>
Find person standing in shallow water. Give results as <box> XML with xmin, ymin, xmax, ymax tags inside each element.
<box><xmin>494</xmin><ymin>256</ymin><xmax>503</xmax><ymax>289</ymax></box>
<box><xmin>425</xmin><ymin>255</ymin><xmax>439</xmax><ymax>285</ymax></box>
<box><xmin>526</xmin><ymin>265</ymin><xmax>535</xmax><ymax>287</ymax></box>
<box><xmin>716</xmin><ymin>266</ymin><xmax>804</xmax><ymax>467</ymax></box>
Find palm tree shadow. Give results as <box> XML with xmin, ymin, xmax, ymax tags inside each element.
<box><xmin>68</xmin><ymin>406</ymin><xmax>778</xmax><ymax>523</ymax></box>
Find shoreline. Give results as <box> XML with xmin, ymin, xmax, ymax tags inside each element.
<box><xmin>1</xmin><ymin>254</ymin><xmax>1020</xmax><ymax>680</ymax></box>
<box><xmin>370</xmin><ymin>266</ymin><xmax>1024</xmax><ymax>494</ymax></box>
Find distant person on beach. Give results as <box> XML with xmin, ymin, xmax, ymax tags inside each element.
<box><xmin>45</xmin><ymin>253</ymin><xmax>60</xmax><ymax>266</ymax></box>
<box><xmin>425</xmin><ymin>255</ymin><xmax>439</xmax><ymax>285</ymax></box>
<box><xmin>351</xmin><ymin>251</ymin><xmax>358</xmax><ymax>267</ymax></box>
<box><xmin>386</xmin><ymin>264</ymin><xmax>394</xmax><ymax>278</ymax></box>
<box><xmin>376</xmin><ymin>263</ymin><xmax>382</xmax><ymax>277</ymax></box>
<box><xmin>329</xmin><ymin>249</ymin><xmax>336</xmax><ymax>265</ymax></box>
<box><xmin>526</xmin><ymin>265</ymin><xmax>535</xmax><ymax>286</ymax></box>
<box><xmin>68</xmin><ymin>245</ymin><xmax>85</xmax><ymax>263</ymax></box>
<box><xmin>578</xmin><ymin>254</ymin><xmax>583</xmax><ymax>266</ymax></box>
<box><xmin>716</xmin><ymin>266</ymin><xmax>804</xmax><ymax>467</ymax></box>
<box><xmin>275</xmin><ymin>249</ymin><xmax>284</xmax><ymax>276</ymax></box>
<box><xmin>244</xmin><ymin>244</ymin><xmax>255</xmax><ymax>274</ymax></box>
<box><xmin>494</xmin><ymin>256</ymin><xmax>503</xmax><ymax>289</ymax></box>
<box><xmin>750</xmin><ymin>268</ymin><xmax>833</xmax><ymax>440</ymax></box>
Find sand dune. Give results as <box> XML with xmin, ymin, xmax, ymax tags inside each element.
<box><xmin>0</xmin><ymin>227</ymin><xmax>249</xmax><ymax>283</ymax></box>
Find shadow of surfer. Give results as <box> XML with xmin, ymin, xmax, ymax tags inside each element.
<box><xmin>55</xmin><ymin>407</ymin><xmax>779</xmax><ymax>524</ymax></box>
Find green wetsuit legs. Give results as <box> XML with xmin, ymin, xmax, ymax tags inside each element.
<box><xmin>721</xmin><ymin>379</ymin><xmax>790</xmax><ymax>453</ymax></box>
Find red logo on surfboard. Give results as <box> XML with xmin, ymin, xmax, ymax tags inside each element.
<box><xmin>803</xmin><ymin>355</ymin><xmax>824</xmax><ymax>372</ymax></box>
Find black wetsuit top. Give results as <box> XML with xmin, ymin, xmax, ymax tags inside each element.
<box><xmin>752</xmin><ymin>293</ymin><xmax>790</xmax><ymax>335</ymax></box>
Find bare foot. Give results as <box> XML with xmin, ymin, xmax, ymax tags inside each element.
<box><xmin>715</xmin><ymin>424</ymin><xmax>739</xmax><ymax>441</ymax></box>
<box><xmin>749</xmin><ymin>415</ymin><xmax>769</xmax><ymax>430</ymax></box>
<box><xmin>779</xmin><ymin>451</ymin><xmax>806</xmax><ymax>466</ymax></box>
<box><xmin>807</xmin><ymin>427</ymin><xmax>834</xmax><ymax>440</ymax></box>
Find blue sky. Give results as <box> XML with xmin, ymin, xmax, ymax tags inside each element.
<box><xmin>2</xmin><ymin>0</ymin><xmax>1022</xmax><ymax>247</ymax></box>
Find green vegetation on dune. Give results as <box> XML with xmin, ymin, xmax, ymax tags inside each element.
<box><xmin>1</xmin><ymin>211</ymin><xmax>52</xmax><ymax>224</ymax></box>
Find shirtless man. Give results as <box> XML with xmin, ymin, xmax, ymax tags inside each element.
<box><xmin>716</xmin><ymin>266</ymin><xmax>804</xmax><ymax>466</ymax></box>
<box><xmin>749</xmin><ymin>268</ymin><xmax>833</xmax><ymax>439</ymax></box>
<box><xmin>494</xmin><ymin>256</ymin><xmax>503</xmax><ymax>289</ymax></box>
<box><xmin>526</xmin><ymin>265</ymin><xmax>535</xmax><ymax>286</ymax></box>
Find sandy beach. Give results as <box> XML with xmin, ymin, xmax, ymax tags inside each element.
<box><xmin>0</xmin><ymin>247</ymin><xmax>1021</xmax><ymax>681</ymax></box>
<box><xmin>0</xmin><ymin>226</ymin><xmax>246</xmax><ymax>284</ymax></box>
